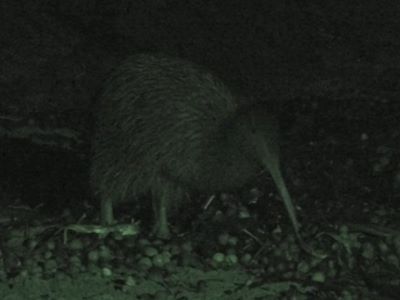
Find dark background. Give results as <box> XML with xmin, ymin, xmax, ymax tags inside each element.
<box><xmin>2</xmin><ymin>0</ymin><xmax>399</xmax><ymax>115</ymax></box>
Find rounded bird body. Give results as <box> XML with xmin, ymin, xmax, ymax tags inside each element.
<box><xmin>91</xmin><ymin>54</ymin><xmax>299</xmax><ymax>242</ymax></box>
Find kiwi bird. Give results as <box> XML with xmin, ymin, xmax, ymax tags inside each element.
<box><xmin>91</xmin><ymin>54</ymin><xmax>310</xmax><ymax>253</ymax></box>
